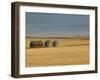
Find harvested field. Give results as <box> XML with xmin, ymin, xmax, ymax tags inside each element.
<box><xmin>26</xmin><ymin>37</ymin><xmax>89</xmax><ymax>67</ymax></box>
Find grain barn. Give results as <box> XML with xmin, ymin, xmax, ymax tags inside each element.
<box><xmin>30</xmin><ymin>41</ymin><xmax>43</xmax><ymax>48</ymax></box>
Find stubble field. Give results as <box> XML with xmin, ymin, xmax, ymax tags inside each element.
<box><xmin>26</xmin><ymin>37</ymin><xmax>89</xmax><ymax>67</ymax></box>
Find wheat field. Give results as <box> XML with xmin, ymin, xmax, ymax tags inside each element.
<box><xmin>26</xmin><ymin>37</ymin><xmax>89</xmax><ymax>67</ymax></box>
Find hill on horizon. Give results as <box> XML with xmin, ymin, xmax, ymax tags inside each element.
<box><xmin>26</xmin><ymin>36</ymin><xmax>89</xmax><ymax>39</ymax></box>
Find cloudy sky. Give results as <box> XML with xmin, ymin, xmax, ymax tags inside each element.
<box><xmin>26</xmin><ymin>12</ymin><xmax>89</xmax><ymax>37</ymax></box>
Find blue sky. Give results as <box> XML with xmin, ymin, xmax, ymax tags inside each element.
<box><xmin>26</xmin><ymin>12</ymin><xmax>89</xmax><ymax>37</ymax></box>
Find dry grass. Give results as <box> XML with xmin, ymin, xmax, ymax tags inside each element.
<box><xmin>26</xmin><ymin>38</ymin><xmax>89</xmax><ymax>67</ymax></box>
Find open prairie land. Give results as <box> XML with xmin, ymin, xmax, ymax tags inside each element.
<box><xmin>26</xmin><ymin>37</ymin><xmax>89</xmax><ymax>67</ymax></box>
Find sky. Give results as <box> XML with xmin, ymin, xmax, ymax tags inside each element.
<box><xmin>26</xmin><ymin>12</ymin><xmax>89</xmax><ymax>37</ymax></box>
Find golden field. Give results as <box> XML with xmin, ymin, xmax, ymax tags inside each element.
<box><xmin>26</xmin><ymin>37</ymin><xmax>89</xmax><ymax>67</ymax></box>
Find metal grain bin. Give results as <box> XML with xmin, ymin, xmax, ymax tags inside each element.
<box><xmin>30</xmin><ymin>41</ymin><xmax>43</xmax><ymax>48</ymax></box>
